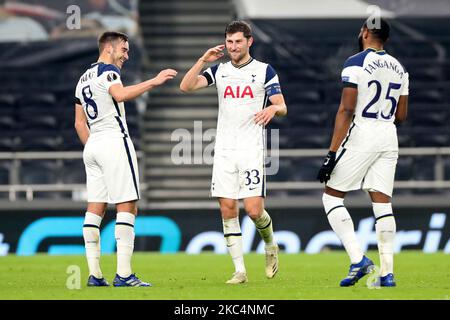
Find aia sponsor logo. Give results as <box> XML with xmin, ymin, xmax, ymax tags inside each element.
<box><xmin>223</xmin><ymin>85</ymin><xmax>254</xmax><ymax>98</ymax></box>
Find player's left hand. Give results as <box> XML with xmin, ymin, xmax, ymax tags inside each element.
<box><xmin>254</xmin><ymin>105</ymin><xmax>277</xmax><ymax>126</ymax></box>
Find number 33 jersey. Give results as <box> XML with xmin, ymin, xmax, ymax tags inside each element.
<box><xmin>75</xmin><ymin>62</ymin><xmax>128</xmax><ymax>139</ymax></box>
<box><xmin>341</xmin><ymin>48</ymin><xmax>409</xmax><ymax>152</ymax></box>
<box><xmin>203</xmin><ymin>58</ymin><xmax>282</xmax><ymax>151</ymax></box>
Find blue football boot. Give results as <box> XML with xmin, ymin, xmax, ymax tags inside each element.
<box><xmin>380</xmin><ymin>273</ymin><xmax>396</xmax><ymax>287</ymax></box>
<box><xmin>340</xmin><ymin>256</ymin><xmax>375</xmax><ymax>287</ymax></box>
<box><xmin>87</xmin><ymin>275</ymin><xmax>110</xmax><ymax>287</ymax></box>
<box><xmin>113</xmin><ymin>273</ymin><xmax>152</xmax><ymax>287</ymax></box>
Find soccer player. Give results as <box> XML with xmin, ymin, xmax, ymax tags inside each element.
<box><xmin>74</xmin><ymin>31</ymin><xmax>177</xmax><ymax>287</ymax></box>
<box><xmin>180</xmin><ymin>21</ymin><xmax>287</xmax><ymax>284</ymax></box>
<box><xmin>317</xmin><ymin>18</ymin><xmax>409</xmax><ymax>287</ymax></box>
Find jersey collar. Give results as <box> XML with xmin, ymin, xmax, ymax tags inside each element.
<box><xmin>90</xmin><ymin>62</ymin><xmax>102</xmax><ymax>67</ymax></box>
<box><xmin>231</xmin><ymin>57</ymin><xmax>254</xmax><ymax>69</ymax></box>
<box><xmin>367</xmin><ymin>47</ymin><xmax>386</xmax><ymax>55</ymax></box>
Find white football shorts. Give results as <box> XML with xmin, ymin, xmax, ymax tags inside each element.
<box><xmin>327</xmin><ymin>148</ymin><xmax>398</xmax><ymax>197</ymax></box>
<box><xmin>83</xmin><ymin>135</ymin><xmax>140</xmax><ymax>203</ymax></box>
<box><xmin>211</xmin><ymin>149</ymin><xmax>266</xmax><ymax>199</ymax></box>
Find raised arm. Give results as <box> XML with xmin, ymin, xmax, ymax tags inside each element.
<box><xmin>109</xmin><ymin>69</ymin><xmax>177</xmax><ymax>103</ymax></box>
<box><xmin>180</xmin><ymin>45</ymin><xmax>225</xmax><ymax>93</ymax></box>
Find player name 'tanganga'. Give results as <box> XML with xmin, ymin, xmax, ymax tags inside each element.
<box><xmin>364</xmin><ymin>59</ymin><xmax>405</xmax><ymax>78</ymax></box>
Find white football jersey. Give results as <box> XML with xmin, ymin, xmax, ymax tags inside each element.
<box><xmin>203</xmin><ymin>58</ymin><xmax>282</xmax><ymax>150</ymax></box>
<box><xmin>75</xmin><ymin>62</ymin><xmax>129</xmax><ymax>139</ymax></box>
<box><xmin>340</xmin><ymin>48</ymin><xmax>409</xmax><ymax>152</ymax></box>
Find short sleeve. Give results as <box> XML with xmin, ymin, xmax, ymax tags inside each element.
<box><xmin>74</xmin><ymin>85</ymin><xmax>82</xmax><ymax>105</ymax></box>
<box><xmin>202</xmin><ymin>64</ymin><xmax>219</xmax><ymax>86</ymax></box>
<box><xmin>341</xmin><ymin>52</ymin><xmax>369</xmax><ymax>88</ymax></box>
<box><xmin>102</xmin><ymin>70</ymin><xmax>122</xmax><ymax>91</ymax></box>
<box><xmin>341</xmin><ymin>66</ymin><xmax>359</xmax><ymax>88</ymax></box>
<box><xmin>96</xmin><ymin>64</ymin><xmax>122</xmax><ymax>91</ymax></box>
<box><xmin>400</xmin><ymin>72</ymin><xmax>409</xmax><ymax>96</ymax></box>
<box><xmin>264</xmin><ymin>64</ymin><xmax>282</xmax><ymax>97</ymax></box>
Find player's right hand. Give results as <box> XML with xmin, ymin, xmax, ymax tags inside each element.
<box><xmin>317</xmin><ymin>151</ymin><xmax>337</xmax><ymax>183</ymax></box>
<box><xmin>154</xmin><ymin>69</ymin><xmax>178</xmax><ymax>85</ymax></box>
<box><xmin>200</xmin><ymin>45</ymin><xmax>225</xmax><ymax>63</ymax></box>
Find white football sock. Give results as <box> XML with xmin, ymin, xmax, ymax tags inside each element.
<box><xmin>115</xmin><ymin>212</ymin><xmax>136</xmax><ymax>278</ymax></box>
<box><xmin>83</xmin><ymin>212</ymin><xmax>103</xmax><ymax>278</ymax></box>
<box><xmin>223</xmin><ymin>217</ymin><xmax>246</xmax><ymax>273</ymax></box>
<box><xmin>253</xmin><ymin>210</ymin><xmax>275</xmax><ymax>248</ymax></box>
<box><xmin>373</xmin><ymin>202</ymin><xmax>396</xmax><ymax>276</ymax></box>
<box><xmin>322</xmin><ymin>193</ymin><xmax>364</xmax><ymax>264</ymax></box>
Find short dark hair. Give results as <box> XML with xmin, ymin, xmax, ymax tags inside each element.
<box><xmin>98</xmin><ymin>31</ymin><xmax>129</xmax><ymax>53</ymax></box>
<box><xmin>363</xmin><ymin>18</ymin><xmax>390</xmax><ymax>43</ymax></box>
<box><xmin>225</xmin><ymin>20</ymin><xmax>252</xmax><ymax>38</ymax></box>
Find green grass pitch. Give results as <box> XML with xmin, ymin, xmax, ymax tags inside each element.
<box><xmin>0</xmin><ymin>251</ymin><xmax>448</xmax><ymax>300</ymax></box>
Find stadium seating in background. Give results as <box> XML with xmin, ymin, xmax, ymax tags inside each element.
<box><xmin>412</xmin><ymin>156</ymin><xmax>444</xmax><ymax>195</ymax></box>
<box><xmin>268</xmin><ymin>159</ymin><xmax>294</xmax><ymax>182</ymax></box>
<box><xmin>395</xmin><ymin>156</ymin><xmax>414</xmax><ymax>181</ymax></box>
<box><xmin>444</xmin><ymin>157</ymin><xmax>450</xmax><ymax>181</ymax></box>
<box><xmin>60</xmin><ymin>129</ymin><xmax>83</xmax><ymax>151</ymax></box>
<box><xmin>60</xmin><ymin>160</ymin><xmax>86</xmax><ymax>184</ymax></box>
<box><xmin>251</xmin><ymin>18</ymin><xmax>450</xmax><ymax>152</ymax></box>
<box><xmin>412</xmin><ymin>156</ymin><xmax>435</xmax><ymax>181</ymax></box>
<box><xmin>19</xmin><ymin>160</ymin><xmax>59</xmax><ymax>185</ymax></box>
<box><xmin>247</xmin><ymin>18</ymin><xmax>450</xmax><ymax>197</ymax></box>
<box><xmin>407</xmin><ymin>104</ymin><xmax>447</xmax><ymax>127</ymax></box>
<box><xmin>0</xmin><ymin>94</ymin><xmax>16</xmax><ymax>130</ymax></box>
<box><xmin>0</xmin><ymin>134</ymin><xmax>19</xmax><ymax>152</ymax></box>
<box><xmin>18</xmin><ymin>130</ymin><xmax>62</xmax><ymax>151</ymax></box>
<box><xmin>0</xmin><ymin>161</ymin><xmax>11</xmax><ymax>185</ymax></box>
<box><xmin>0</xmin><ymin>38</ymin><xmax>142</xmax><ymax>148</ymax></box>
<box><xmin>412</xmin><ymin>127</ymin><xmax>449</xmax><ymax>147</ymax></box>
<box><xmin>291</xmin><ymin>158</ymin><xmax>324</xmax><ymax>181</ymax></box>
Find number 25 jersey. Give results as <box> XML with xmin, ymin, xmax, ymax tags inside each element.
<box><xmin>341</xmin><ymin>48</ymin><xmax>409</xmax><ymax>152</ymax></box>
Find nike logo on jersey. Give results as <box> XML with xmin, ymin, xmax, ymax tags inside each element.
<box><xmin>249</xmin><ymin>187</ymin><xmax>258</xmax><ymax>190</ymax></box>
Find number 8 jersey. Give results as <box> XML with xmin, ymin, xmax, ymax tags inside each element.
<box><xmin>341</xmin><ymin>47</ymin><xmax>409</xmax><ymax>152</ymax></box>
<box><xmin>75</xmin><ymin>62</ymin><xmax>128</xmax><ymax>139</ymax></box>
<box><xmin>74</xmin><ymin>62</ymin><xmax>140</xmax><ymax>203</ymax></box>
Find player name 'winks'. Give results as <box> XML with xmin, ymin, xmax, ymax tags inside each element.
<box><xmin>364</xmin><ymin>59</ymin><xmax>404</xmax><ymax>78</ymax></box>
<box><xmin>223</xmin><ymin>85</ymin><xmax>254</xmax><ymax>98</ymax></box>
